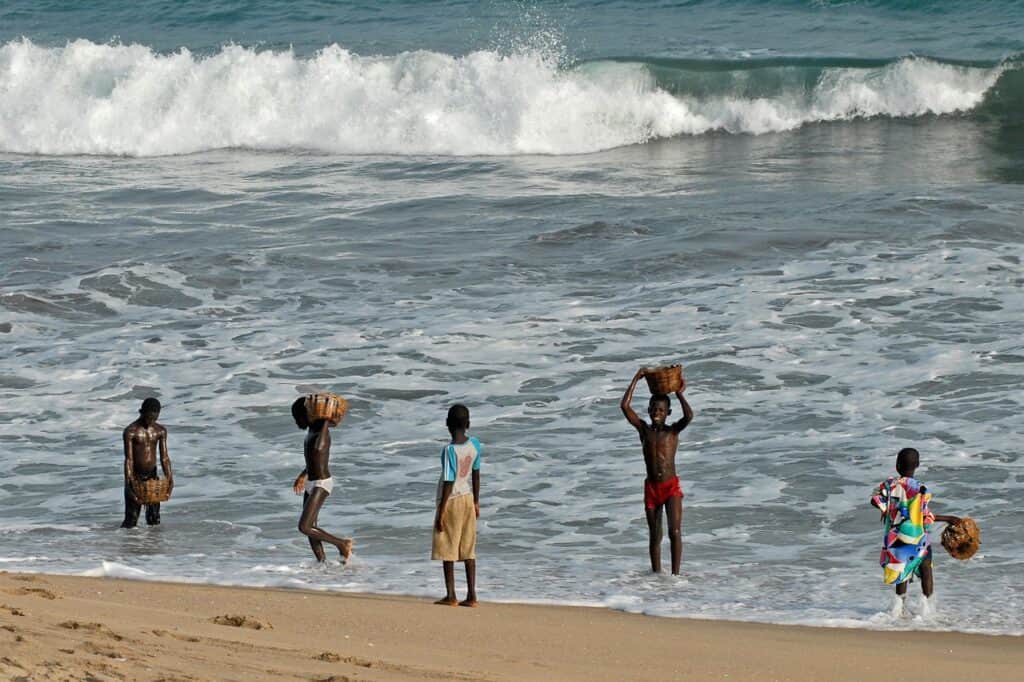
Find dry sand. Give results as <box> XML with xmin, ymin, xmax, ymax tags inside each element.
<box><xmin>0</xmin><ymin>571</ymin><xmax>1020</xmax><ymax>681</ymax></box>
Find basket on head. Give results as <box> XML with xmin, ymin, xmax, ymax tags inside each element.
<box><xmin>305</xmin><ymin>393</ymin><xmax>348</xmax><ymax>425</ymax></box>
<box><xmin>941</xmin><ymin>517</ymin><xmax>980</xmax><ymax>560</ymax></box>
<box><xmin>132</xmin><ymin>478</ymin><xmax>171</xmax><ymax>505</ymax></box>
<box><xmin>644</xmin><ymin>365</ymin><xmax>684</xmax><ymax>395</ymax></box>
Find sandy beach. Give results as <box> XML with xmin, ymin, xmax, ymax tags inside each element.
<box><xmin>0</xmin><ymin>571</ymin><xmax>1020</xmax><ymax>681</ymax></box>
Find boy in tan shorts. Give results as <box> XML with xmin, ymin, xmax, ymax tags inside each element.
<box><xmin>432</xmin><ymin>404</ymin><xmax>481</xmax><ymax>606</ymax></box>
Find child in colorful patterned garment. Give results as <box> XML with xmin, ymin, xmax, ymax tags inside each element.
<box><xmin>432</xmin><ymin>404</ymin><xmax>482</xmax><ymax>607</ymax></box>
<box><xmin>871</xmin><ymin>448</ymin><xmax>959</xmax><ymax>611</ymax></box>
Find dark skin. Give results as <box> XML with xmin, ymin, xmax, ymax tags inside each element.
<box><xmin>622</xmin><ymin>368</ymin><xmax>693</xmax><ymax>575</ymax></box>
<box><xmin>869</xmin><ymin>463</ymin><xmax>959</xmax><ymax>598</ymax></box>
<box><xmin>433</xmin><ymin>425</ymin><xmax>480</xmax><ymax>607</ymax></box>
<box><xmin>292</xmin><ymin>413</ymin><xmax>352</xmax><ymax>562</ymax></box>
<box><xmin>122</xmin><ymin>409</ymin><xmax>173</xmax><ymax>512</ymax></box>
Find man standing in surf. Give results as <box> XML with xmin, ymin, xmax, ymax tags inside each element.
<box><xmin>121</xmin><ymin>397</ymin><xmax>174</xmax><ymax>528</ymax></box>
<box><xmin>621</xmin><ymin>368</ymin><xmax>693</xmax><ymax>575</ymax></box>
<box><xmin>291</xmin><ymin>398</ymin><xmax>352</xmax><ymax>563</ymax></box>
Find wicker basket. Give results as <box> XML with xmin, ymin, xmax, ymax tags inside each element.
<box><xmin>644</xmin><ymin>365</ymin><xmax>684</xmax><ymax>395</ymax></box>
<box><xmin>941</xmin><ymin>517</ymin><xmax>980</xmax><ymax>560</ymax></box>
<box><xmin>132</xmin><ymin>478</ymin><xmax>171</xmax><ymax>505</ymax></box>
<box><xmin>305</xmin><ymin>393</ymin><xmax>348</xmax><ymax>425</ymax></box>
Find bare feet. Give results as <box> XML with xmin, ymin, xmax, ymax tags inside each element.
<box><xmin>459</xmin><ymin>598</ymin><xmax>479</xmax><ymax>608</ymax></box>
<box><xmin>336</xmin><ymin>539</ymin><xmax>353</xmax><ymax>562</ymax></box>
<box><xmin>434</xmin><ymin>597</ymin><xmax>458</xmax><ymax>606</ymax></box>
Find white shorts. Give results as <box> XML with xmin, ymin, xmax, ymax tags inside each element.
<box><xmin>305</xmin><ymin>477</ymin><xmax>334</xmax><ymax>495</ymax></box>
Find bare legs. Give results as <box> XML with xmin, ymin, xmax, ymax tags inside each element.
<box><xmin>667</xmin><ymin>497</ymin><xmax>683</xmax><ymax>575</ymax></box>
<box><xmin>645</xmin><ymin>505</ymin><xmax>663</xmax><ymax>573</ymax></box>
<box><xmin>435</xmin><ymin>560</ymin><xmax>477</xmax><ymax>607</ymax></box>
<box><xmin>919</xmin><ymin>560</ymin><xmax>934</xmax><ymax>597</ymax></box>
<box><xmin>461</xmin><ymin>560</ymin><xmax>477</xmax><ymax>606</ymax></box>
<box><xmin>645</xmin><ymin>496</ymin><xmax>683</xmax><ymax>575</ymax></box>
<box><xmin>896</xmin><ymin>559</ymin><xmax>934</xmax><ymax>598</ymax></box>
<box><xmin>436</xmin><ymin>561</ymin><xmax>457</xmax><ymax>606</ymax></box>
<box><xmin>298</xmin><ymin>488</ymin><xmax>352</xmax><ymax>562</ymax></box>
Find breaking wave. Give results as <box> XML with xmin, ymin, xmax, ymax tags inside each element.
<box><xmin>0</xmin><ymin>39</ymin><xmax>1017</xmax><ymax>156</ymax></box>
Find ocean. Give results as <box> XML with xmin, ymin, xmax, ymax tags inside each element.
<box><xmin>0</xmin><ymin>0</ymin><xmax>1021</xmax><ymax>635</ymax></box>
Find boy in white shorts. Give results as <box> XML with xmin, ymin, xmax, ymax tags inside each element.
<box><xmin>291</xmin><ymin>397</ymin><xmax>352</xmax><ymax>563</ymax></box>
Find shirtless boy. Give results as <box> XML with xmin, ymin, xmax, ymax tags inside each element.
<box><xmin>291</xmin><ymin>398</ymin><xmax>352</xmax><ymax>563</ymax></box>
<box><xmin>621</xmin><ymin>368</ymin><xmax>694</xmax><ymax>574</ymax></box>
<box><xmin>121</xmin><ymin>397</ymin><xmax>173</xmax><ymax>528</ymax></box>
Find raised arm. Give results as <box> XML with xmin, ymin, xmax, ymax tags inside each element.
<box><xmin>620</xmin><ymin>368</ymin><xmax>647</xmax><ymax>431</ymax></box>
<box><xmin>933</xmin><ymin>514</ymin><xmax>960</xmax><ymax>525</ymax></box>
<box><xmin>671</xmin><ymin>390</ymin><xmax>694</xmax><ymax>433</ymax></box>
<box><xmin>314</xmin><ymin>421</ymin><xmax>331</xmax><ymax>457</ymax></box>
<box><xmin>159</xmin><ymin>427</ymin><xmax>173</xmax><ymax>494</ymax></box>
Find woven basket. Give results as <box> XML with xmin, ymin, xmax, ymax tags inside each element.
<box><xmin>132</xmin><ymin>478</ymin><xmax>171</xmax><ymax>505</ymax></box>
<box><xmin>941</xmin><ymin>517</ymin><xmax>980</xmax><ymax>560</ymax></box>
<box><xmin>305</xmin><ymin>393</ymin><xmax>348</xmax><ymax>425</ymax></box>
<box><xmin>644</xmin><ymin>365</ymin><xmax>684</xmax><ymax>395</ymax></box>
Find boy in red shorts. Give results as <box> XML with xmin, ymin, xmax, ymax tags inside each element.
<box><xmin>621</xmin><ymin>368</ymin><xmax>694</xmax><ymax>575</ymax></box>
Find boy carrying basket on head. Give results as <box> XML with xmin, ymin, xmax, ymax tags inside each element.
<box><xmin>291</xmin><ymin>397</ymin><xmax>353</xmax><ymax>563</ymax></box>
<box><xmin>621</xmin><ymin>367</ymin><xmax>694</xmax><ymax>575</ymax></box>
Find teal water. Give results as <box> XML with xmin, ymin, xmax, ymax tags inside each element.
<box><xmin>3</xmin><ymin>1</ymin><xmax>1023</xmax><ymax>59</ymax></box>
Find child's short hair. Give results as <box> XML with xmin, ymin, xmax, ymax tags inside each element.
<box><xmin>446</xmin><ymin>404</ymin><xmax>470</xmax><ymax>431</ymax></box>
<box><xmin>140</xmin><ymin>397</ymin><xmax>161</xmax><ymax>414</ymax></box>
<box><xmin>896</xmin><ymin>447</ymin><xmax>920</xmax><ymax>476</ymax></box>
<box><xmin>291</xmin><ymin>397</ymin><xmax>308</xmax><ymax>425</ymax></box>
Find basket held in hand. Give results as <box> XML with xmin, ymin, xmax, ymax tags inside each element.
<box><xmin>132</xmin><ymin>478</ymin><xmax>171</xmax><ymax>505</ymax></box>
<box><xmin>644</xmin><ymin>365</ymin><xmax>684</xmax><ymax>395</ymax></box>
<box><xmin>305</xmin><ymin>393</ymin><xmax>348</xmax><ymax>425</ymax></box>
<box><xmin>941</xmin><ymin>517</ymin><xmax>980</xmax><ymax>560</ymax></box>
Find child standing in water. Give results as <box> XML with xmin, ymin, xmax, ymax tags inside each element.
<box><xmin>871</xmin><ymin>447</ymin><xmax>959</xmax><ymax>612</ymax></box>
<box><xmin>621</xmin><ymin>368</ymin><xmax>693</xmax><ymax>575</ymax></box>
<box><xmin>432</xmin><ymin>404</ymin><xmax>481</xmax><ymax>606</ymax></box>
<box><xmin>121</xmin><ymin>397</ymin><xmax>173</xmax><ymax>528</ymax></box>
<box><xmin>291</xmin><ymin>398</ymin><xmax>353</xmax><ymax>563</ymax></box>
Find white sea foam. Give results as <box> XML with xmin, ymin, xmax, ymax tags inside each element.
<box><xmin>79</xmin><ymin>561</ymin><xmax>152</xmax><ymax>578</ymax></box>
<box><xmin>0</xmin><ymin>118</ymin><xmax>1021</xmax><ymax>634</ymax></box>
<box><xmin>0</xmin><ymin>523</ymin><xmax>92</xmax><ymax>534</ymax></box>
<box><xmin>0</xmin><ymin>39</ymin><xmax>1005</xmax><ymax>156</ymax></box>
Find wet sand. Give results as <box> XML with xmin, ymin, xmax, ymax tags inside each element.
<box><xmin>0</xmin><ymin>571</ymin><xmax>1020</xmax><ymax>681</ymax></box>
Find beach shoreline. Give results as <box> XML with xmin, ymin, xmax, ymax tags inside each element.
<box><xmin>1</xmin><ymin>571</ymin><xmax>1020</xmax><ymax>681</ymax></box>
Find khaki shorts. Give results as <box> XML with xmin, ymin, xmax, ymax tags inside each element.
<box><xmin>431</xmin><ymin>494</ymin><xmax>476</xmax><ymax>561</ymax></box>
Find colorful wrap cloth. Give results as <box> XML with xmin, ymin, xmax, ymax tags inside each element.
<box><xmin>871</xmin><ymin>476</ymin><xmax>935</xmax><ymax>585</ymax></box>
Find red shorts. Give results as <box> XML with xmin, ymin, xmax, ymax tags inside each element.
<box><xmin>644</xmin><ymin>476</ymin><xmax>683</xmax><ymax>510</ymax></box>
